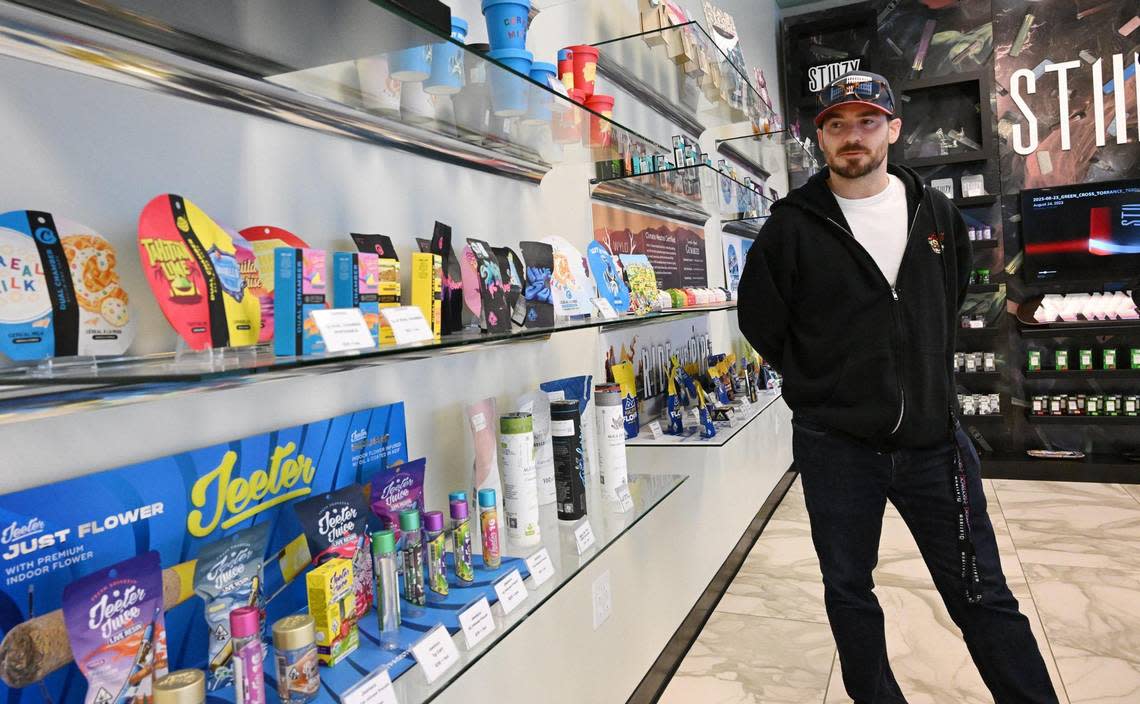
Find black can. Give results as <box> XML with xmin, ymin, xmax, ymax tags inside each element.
<box><xmin>549</xmin><ymin>399</ymin><xmax>588</xmax><ymax>521</ymax></box>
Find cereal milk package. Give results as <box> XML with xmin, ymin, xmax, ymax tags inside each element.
<box><xmin>293</xmin><ymin>484</ymin><xmax>374</xmax><ymax>622</ymax></box>
<box><xmin>193</xmin><ymin>523</ymin><xmax>270</xmax><ymax>689</ymax></box>
<box><xmin>63</xmin><ymin>551</ymin><xmax>169</xmax><ymax>704</ymax></box>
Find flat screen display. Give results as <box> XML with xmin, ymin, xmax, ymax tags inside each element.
<box><xmin>1020</xmin><ymin>179</ymin><xmax>1140</xmax><ymax>284</ymax></box>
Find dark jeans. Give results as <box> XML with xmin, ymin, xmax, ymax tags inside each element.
<box><xmin>793</xmin><ymin>418</ymin><xmax>1058</xmax><ymax>704</ymax></box>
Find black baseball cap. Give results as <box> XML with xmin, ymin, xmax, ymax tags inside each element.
<box><xmin>815</xmin><ymin>70</ymin><xmax>897</xmax><ymax>127</ymax></box>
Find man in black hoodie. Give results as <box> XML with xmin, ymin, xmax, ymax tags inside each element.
<box><xmin>738</xmin><ymin>72</ymin><xmax>1058</xmax><ymax>703</ymax></box>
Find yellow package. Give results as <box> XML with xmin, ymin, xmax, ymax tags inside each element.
<box><xmin>610</xmin><ymin>360</ymin><xmax>639</xmax><ymax>439</ymax></box>
<box><xmin>411</xmin><ymin>252</ymin><xmax>442</xmax><ymax>341</ymax></box>
<box><xmin>378</xmin><ymin>258</ymin><xmax>401</xmax><ymax>346</ymax></box>
<box><xmin>306</xmin><ymin>558</ymin><xmax>359</xmax><ymax>666</ymax></box>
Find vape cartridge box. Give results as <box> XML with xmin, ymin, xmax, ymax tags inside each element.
<box><xmin>1131</xmin><ymin>348</ymin><xmax>1140</xmax><ymax>369</ymax></box>
<box><xmin>274</xmin><ymin>247</ymin><xmax>327</xmax><ymax>356</ymax></box>
<box><xmin>1079</xmin><ymin>349</ymin><xmax>1093</xmax><ymax>370</ymax></box>
<box><xmin>1104</xmin><ymin>348</ymin><xmax>1117</xmax><ymax>369</ymax></box>
<box><xmin>306</xmin><ymin>558</ymin><xmax>359</xmax><ymax>666</ymax></box>
<box><xmin>332</xmin><ymin>251</ymin><xmax>381</xmax><ymax>344</ymax></box>
<box><xmin>1054</xmin><ymin>349</ymin><xmax>1068</xmax><ymax>371</ymax></box>
<box><xmin>378</xmin><ymin>257</ymin><xmax>401</xmax><ymax>345</ymax></box>
<box><xmin>411</xmin><ymin>251</ymin><xmax>442</xmax><ymax>341</ymax></box>
<box><xmin>1027</xmin><ymin>349</ymin><xmax>1041</xmax><ymax>371</ymax></box>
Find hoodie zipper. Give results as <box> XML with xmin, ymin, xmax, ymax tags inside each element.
<box><xmin>823</xmin><ymin>196</ymin><xmax>925</xmax><ymax>437</ymax></box>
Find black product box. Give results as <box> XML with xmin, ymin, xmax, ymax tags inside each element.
<box><xmin>373</xmin><ymin>0</ymin><xmax>451</xmax><ymax>35</ymax></box>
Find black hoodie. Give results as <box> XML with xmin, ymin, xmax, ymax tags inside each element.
<box><xmin>737</xmin><ymin>163</ymin><xmax>972</xmax><ymax>450</ymax></box>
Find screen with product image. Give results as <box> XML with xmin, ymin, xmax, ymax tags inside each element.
<box><xmin>1021</xmin><ymin>178</ymin><xmax>1140</xmax><ymax>284</ymax></box>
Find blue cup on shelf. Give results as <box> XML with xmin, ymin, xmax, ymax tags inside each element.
<box><xmin>389</xmin><ymin>44</ymin><xmax>432</xmax><ymax>82</ymax></box>
<box><xmin>487</xmin><ymin>48</ymin><xmax>532</xmax><ymax>117</ymax></box>
<box><xmin>424</xmin><ymin>17</ymin><xmax>469</xmax><ymax>95</ymax></box>
<box><xmin>482</xmin><ymin>0</ymin><xmax>530</xmax><ymax>51</ymax></box>
<box><xmin>522</xmin><ymin>61</ymin><xmax>557</xmax><ymax>125</ymax></box>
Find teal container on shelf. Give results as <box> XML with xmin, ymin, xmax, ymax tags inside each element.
<box><xmin>482</xmin><ymin>0</ymin><xmax>530</xmax><ymax>50</ymax></box>
<box><xmin>522</xmin><ymin>61</ymin><xmax>558</xmax><ymax>125</ymax></box>
<box><xmin>487</xmin><ymin>48</ymin><xmax>532</xmax><ymax>117</ymax></box>
<box><xmin>389</xmin><ymin>44</ymin><xmax>432</xmax><ymax>82</ymax></box>
<box><xmin>424</xmin><ymin>17</ymin><xmax>469</xmax><ymax>95</ymax></box>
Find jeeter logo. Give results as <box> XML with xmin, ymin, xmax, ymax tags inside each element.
<box><xmin>188</xmin><ymin>443</ymin><xmax>316</xmax><ymax>537</ymax></box>
<box><xmin>89</xmin><ymin>583</ymin><xmax>146</xmax><ymax>640</ymax></box>
<box><xmin>2</xmin><ymin>517</ymin><xmax>44</xmax><ymax>545</ymax></box>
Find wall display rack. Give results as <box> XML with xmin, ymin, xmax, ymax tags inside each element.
<box><xmin>591</xmin><ymin>164</ymin><xmax>773</xmax><ymax>226</ymax></box>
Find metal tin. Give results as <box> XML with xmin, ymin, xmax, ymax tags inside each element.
<box><xmin>154</xmin><ymin>670</ymin><xmax>206</xmax><ymax>704</ymax></box>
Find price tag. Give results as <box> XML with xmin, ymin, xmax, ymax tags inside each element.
<box><xmin>574</xmin><ymin>520</ymin><xmax>597</xmax><ymax>554</ymax></box>
<box><xmin>647</xmin><ymin>420</ymin><xmax>664</xmax><ymax>439</ymax></box>
<box><xmin>458</xmin><ymin>597</ymin><xmax>496</xmax><ymax>650</ymax></box>
<box><xmin>493</xmin><ymin>569</ymin><xmax>528</xmax><ymax>615</ymax></box>
<box><xmin>410</xmin><ymin>624</ymin><xmax>460</xmax><ymax>684</ymax></box>
<box><xmin>546</xmin><ymin>390</ymin><xmax>565</xmax><ymax>402</ymax></box>
<box><xmin>592</xmin><ymin>297</ymin><xmax>619</xmax><ymax>320</ymax></box>
<box><xmin>525</xmin><ymin>548</ymin><xmax>555</xmax><ymax>587</ymax></box>
<box><xmin>342</xmin><ymin>668</ymin><xmax>399</xmax><ymax>704</ymax></box>
<box><xmin>380</xmin><ymin>306</ymin><xmax>435</xmax><ymax>345</ymax></box>
<box><xmin>691</xmin><ymin>408</ymin><xmax>702</xmax><ymax>424</ymax></box>
<box><xmin>739</xmin><ymin>398</ymin><xmax>753</xmax><ymax>413</ymax></box>
<box><xmin>615</xmin><ymin>484</ymin><xmax>635</xmax><ymax>513</ymax></box>
<box><xmin>310</xmin><ymin>309</ymin><xmax>378</xmax><ymax>353</ymax></box>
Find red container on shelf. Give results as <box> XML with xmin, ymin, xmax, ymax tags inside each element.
<box><xmin>558</xmin><ymin>48</ymin><xmax>575</xmax><ymax>91</ymax></box>
<box><xmin>584</xmin><ymin>93</ymin><xmax>614</xmax><ymax>148</ymax></box>
<box><xmin>567</xmin><ymin>44</ymin><xmax>599</xmax><ymax>97</ymax></box>
<box><xmin>552</xmin><ymin>88</ymin><xmax>587</xmax><ymax>143</ymax></box>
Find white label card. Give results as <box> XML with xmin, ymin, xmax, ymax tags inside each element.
<box><xmin>615</xmin><ymin>484</ymin><xmax>635</xmax><ymax>513</ymax></box>
<box><xmin>574</xmin><ymin>520</ymin><xmax>597</xmax><ymax>554</ymax></box>
<box><xmin>310</xmin><ymin>308</ymin><xmax>378</xmax><ymax>353</ymax></box>
<box><xmin>342</xmin><ymin>668</ymin><xmax>398</xmax><ymax>704</ymax></box>
<box><xmin>592</xmin><ymin>297</ymin><xmax>619</xmax><ymax>319</ymax></box>
<box><xmin>493</xmin><ymin>569</ymin><xmax>528</xmax><ymax>615</ymax></box>
<box><xmin>458</xmin><ymin>597</ymin><xmax>496</xmax><ymax>650</ymax></box>
<box><xmin>525</xmin><ymin>548</ymin><xmax>555</xmax><ymax>587</ymax></box>
<box><xmin>691</xmin><ymin>408</ymin><xmax>702</xmax><ymax>424</ymax></box>
<box><xmin>410</xmin><ymin>624</ymin><xmax>460</xmax><ymax>685</ymax></box>
<box><xmin>648</xmin><ymin>420</ymin><xmax>664</xmax><ymax>439</ymax></box>
<box><xmin>740</xmin><ymin>398</ymin><xmax>753</xmax><ymax>413</ymax></box>
<box><xmin>546</xmin><ymin>390</ymin><xmax>566</xmax><ymax>402</ymax></box>
<box><xmin>471</xmin><ymin>412</ymin><xmax>487</xmax><ymax>432</ymax></box>
<box><xmin>380</xmin><ymin>306</ymin><xmax>435</xmax><ymax>345</ymax></box>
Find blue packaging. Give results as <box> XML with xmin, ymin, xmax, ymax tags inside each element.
<box><xmin>274</xmin><ymin>247</ymin><xmax>327</xmax><ymax>356</ymax></box>
<box><xmin>332</xmin><ymin>251</ymin><xmax>381</xmax><ymax>344</ymax></box>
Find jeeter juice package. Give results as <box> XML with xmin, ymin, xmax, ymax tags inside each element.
<box><xmin>63</xmin><ymin>551</ymin><xmax>169</xmax><ymax>704</ymax></box>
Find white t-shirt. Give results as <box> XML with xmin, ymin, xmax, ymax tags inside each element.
<box><xmin>832</xmin><ymin>175</ymin><xmax>909</xmax><ymax>286</ymax></box>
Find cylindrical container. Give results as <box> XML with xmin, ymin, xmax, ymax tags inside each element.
<box><xmin>355</xmin><ymin>56</ymin><xmax>401</xmax><ymax>114</ymax></box>
<box><xmin>482</xmin><ymin>0</ymin><xmax>530</xmax><ymax>50</ymax></box>
<box><xmin>550</xmin><ymin>399</ymin><xmax>588</xmax><ymax>521</ymax></box>
<box><xmin>568</xmin><ymin>45</ymin><xmax>599</xmax><ymax>97</ymax></box>
<box><xmin>423</xmin><ymin>510</ymin><xmax>449</xmax><ymax>601</ymax></box>
<box><xmin>399</xmin><ymin>508</ymin><xmax>426</xmax><ymax>609</ymax></box>
<box><xmin>487</xmin><ymin>48</ymin><xmax>533</xmax><ymax>117</ymax></box>
<box><xmin>388</xmin><ymin>44</ymin><xmax>432</xmax><ymax>82</ymax></box>
<box><xmin>452</xmin><ymin>42</ymin><xmax>491</xmax><ymax>141</ymax></box>
<box><xmin>584</xmin><ymin>93</ymin><xmax>614</xmax><ymax>148</ymax></box>
<box><xmin>154</xmin><ymin>670</ymin><xmax>205</xmax><ymax>704</ymax></box>
<box><xmin>450</xmin><ymin>499</ymin><xmax>476</xmax><ymax>583</ymax></box>
<box><xmin>478</xmin><ymin>488</ymin><xmax>501</xmax><ymax>569</ymax></box>
<box><xmin>553</xmin><ymin>88</ymin><xmax>586</xmax><ymax>143</ymax></box>
<box><xmin>557</xmin><ymin>48</ymin><xmax>575</xmax><ymax>90</ymax></box>
<box><xmin>229</xmin><ymin>607</ymin><xmax>265</xmax><ymax>704</ymax></box>
<box><xmin>499</xmin><ymin>413</ymin><xmax>541</xmax><ymax>547</ymax></box>
<box><xmin>370</xmin><ymin>530</ymin><xmax>401</xmax><ymax>650</ymax></box>
<box><xmin>523</xmin><ymin>61</ymin><xmax>558</xmax><ymax>125</ymax></box>
<box><xmin>425</xmin><ymin>17</ymin><xmax>469</xmax><ymax>95</ymax></box>
<box><xmin>400</xmin><ymin>81</ymin><xmax>435</xmax><ymax>125</ymax></box>
<box><xmin>272</xmin><ymin>615</ymin><xmax>319</xmax><ymax>704</ymax></box>
<box><xmin>595</xmin><ymin>385</ymin><xmax>628</xmax><ymax>500</ymax></box>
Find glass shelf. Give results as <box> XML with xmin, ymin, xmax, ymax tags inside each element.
<box><xmin>179</xmin><ymin>471</ymin><xmax>685</xmax><ymax>704</ymax></box>
<box><xmin>717</xmin><ymin>129</ymin><xmax>821</xmax><ymax>190</ymax></box>
<box><xmin>591</xmin><ymin>163</ymin><xmax>773</xmax><ymax>224</ymax></box>
<box><xmin>592</xmin><ymin>21</ymin><xmax>775</xmax><ymax>135</ymax></box>
<box><xmin>389</xmin><ymin>471</ymin><xmax>687</xmax><ymax>701</ymax></box>
<box><xmin>0</xmin><ymin>0</ymin><xmax>667</xmax><ymax>183</ymax></box>
<box><xmin>626</xmin><ymin>391</ymin><xmax>782</xmax><ymax>447</ymax></box>
<box><xmin>0</xmin><ymin>303</ymin><xmax>739</xmax><ymax>418</ymax></box>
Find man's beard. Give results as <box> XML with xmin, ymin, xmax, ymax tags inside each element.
<box><xmin>826</xmin><ymin>144</ymin><xmax>886</xmax><ymax>179</ymax></box>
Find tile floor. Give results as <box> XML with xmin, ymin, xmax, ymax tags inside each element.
<box><xmin>659</xmin><ymin>477</ymin><xmax>1140</xmax><ymax>704</ymax></box>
